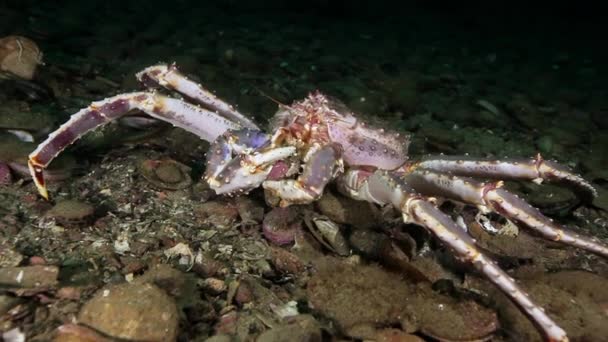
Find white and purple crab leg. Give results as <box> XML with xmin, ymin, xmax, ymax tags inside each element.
<box><xmin>337</xmin><ymin>169</ymin><xmax>568</xmax><ymax>342</ymax></box>
<box><xmin>28</xmin><ymin>92</ymin><xmax>241</xmax><ymax>199</ymax></box>
<box><xmin>263</xmin><ymin>143</ymin><xmax>342</xmax><ymax>206</ymax></box>
<box><xmin>136</xmin><ymin>64</ymin><xmax>259</xmax><ymax>129</ymax></box>
<box><xmin>403</xmin><ymin>169</ymin><xmax>608</xmax><ymax>257</ymax></box>
<box><xmin>416</xmin><ymin>154</ymin><xmax>596</xmax><ymax>199</ymax></box>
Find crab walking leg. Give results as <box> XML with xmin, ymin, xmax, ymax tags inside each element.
<box><xmin>416</xmin><ymin>154</ymin><xmax>596</xmax><ymax>198</ymax></box>
<box><xmin>337</xmin><ymin>169</ymin><xmax>569</xmax><ymax>342</ymax></box>
<box><xmin>28</xmin><ymin>92</ymin><xmax>241</xmax><ymax>199</ymax></box>
<box><xmin>136</xmin><ymin>64</ymin><xmax>259</xmax><ymax>129</ymax></box>
<box><xmin>263</xmin><ymin>144</ymin><xmax>342</xmax><ymax>206</ymax></box>
<box><xmin>404</xmin><ymin>170</ymin><xmax>608</xmax><ymax>257</ymax></box>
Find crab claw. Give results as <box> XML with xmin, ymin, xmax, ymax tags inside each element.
<box><xmin>28</xmin><ymin>159</ymin><xmax>48</xmax><ymax>200</ymax></box>
<box><xmin>206</xmin><ymin>146</ymin><xmax>296</xmax><ymax>195</ymax></box>
<box><xmin>204</xmin><ymin>128</ymin><xmax>295</xmax><ymax>195</ymax></box>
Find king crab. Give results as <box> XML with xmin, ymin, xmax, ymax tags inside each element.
<box><xmin>28</xmin><ymin>64</ymin><xmax>607</xmax><ymax>342</ymax></box>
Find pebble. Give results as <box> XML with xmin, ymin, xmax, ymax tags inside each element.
<box><xmin>46</xmin><ymin>200</ymin><xmax>95</xmax><ymax>228</ymax></box>
<box><xmin>262</xmin><ymin>207</ymin><xmax>301</xmax><ymax>246</ymax></box>
<box><xmin>256</xmin><ymin>315</ymin><xmax>322</xmax><ymax>342</ymax></box>
<box><xmin>194</xmin><ymin>200</ymin><xmax>240</xmax><ymax>230</ymax></box>
<box><xmin>0</xmin><ymin>265</ymin><xmax>58</xmax><ymax>288</ymax></box>
<box><xmin>0</xmin><ymin>161</ymin><xmax>12</xmax><ymax>184</ymax></box>
<box><xmin>316</xmin><ymin>191</ymin><xmax>378</xmax><ymax>229</ymax></box>
<box><xmin>202</xmin><ymin>277</ymin><xmax>227</xmax><ymax>295</ymax></box>
<box><xmin>269</xmin><ymin>246</ymin><xmax>305</xmax><ymax>275</ymax></box>
<box><xmin>0</xmin><ymin>243</ymin><xmax>23</xmax><ymax>267</ymax></box>
<box><xmin>78</xmin><ymin>282</ymin><xmax>179</xmax><ymax>341</ymax></box>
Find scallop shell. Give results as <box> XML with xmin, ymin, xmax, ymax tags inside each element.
<box><xmin>138</xmin><ymin>159</ymin><xmax>192</xmax><ymax>190</ymax></box>
<box><xmin>0</xmin><ymin>36</ymin><xmax>43</xmax><ymax>80</ymax></box>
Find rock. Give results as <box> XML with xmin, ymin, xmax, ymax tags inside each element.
<box><xmin>46</xmin><ymin>200</ymin><xmax>95</xmax><ymax>228</ymax></box>
<box><xmin>262</xmin><ymin>207</ymin><xmax>301</xmax><ymax>246</ymax></box>
<box><xmin>269</xmin><ymin>247</ymin><xmax>305</xmax><ymax>275</ymax></box>
<box><xmin>0</xmin><ymin>242</ymin><xmax>23</xmax><ymax>267</ymax></box>
<box><xmin>0</xmin><ymin>36</ymin><xmax>43</xmax><ymax>80</ymax></box>
<box><xmin>256</xmin><ymin>315</ymin><xmax>322</xmax><ymax>342</ymax></box>
<box><xmin>235</xmin><ymin>197</ymin><xmax>264</xmax><ymax>225</ymax></box>
<box><xmin>0</xmin><ymin>295</ymin><xmax>22</xmax><ymax>316</ymax></box>
<box><xmin>375</xmin><ymin>328</ymin><xmax>426</xmax><ymax>342</ymax></box>
<box><xmin>134</xmin><ymin>263</ymin><xmax>190</xmax><ymax>298</ymax></box>
<box><xmin>0</xmin><ymin>161</ymin><xmax>12</xmax><ymax>184</ymax></box>
<box><xmin>194</xmin><ymin>200</ymin><xmax>240</xmax><ymax>230</ymax></box>
<box><xmin>348</xmin><ymin>228</ymin><xmax>389</xmax><ymax>259</ymax></box>
<box><xmin>54</xmin><ymin>324</ymin><xmax>113</xmax><ymax>342</ymax></box>
<box><xmin>316</xmin><ymin>191</ymin><xmax>378</xmax><ymax>229</ymax></box>
<box><xmin>0</xmin><ymin>265</ymin><xmax>58</xmax><ymax>288</ymax></box>
<box><xmin>78</xmin><ymin>282</ymin><xmax>179</xmax><ymax>341</ymax></box>
<box><xmin>307</xmin><ymin>258</ymin><xmax>497</xmax><ymax>340</ymax></box>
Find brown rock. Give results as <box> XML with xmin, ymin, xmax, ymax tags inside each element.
<box><xmin>78</xmin><ymin>282</ymin><xmax>179</xmax><ymax>341</ymax></box>
<box><xmin>0</xmin><ymin>265</ymin><xmax>58</xmax><ymax>288</ymax></box>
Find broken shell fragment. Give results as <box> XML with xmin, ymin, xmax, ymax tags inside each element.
<box><xmin>0</xmin><ymin>36</ymin><xmax>43</xmax><ymax>80</ymax></box>
<box><xmin>138</xmin><ymin>159</ymin><xmax>192</xmax><ymax>190</ymax></box>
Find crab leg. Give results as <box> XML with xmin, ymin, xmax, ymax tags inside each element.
<box><xmin>28</xmin><ymin>92</ymin><xmax>241</xmax><ymax>199</ymax></box>
<box><xmin>263</xmin><ymin>144</ymin><xmax>342</xmax><ymax>206</ymax></box>
<box><xmin>137</xmin><ymin>64</ymin><xmax>259</xmax><ymax>129</ymax></box>
<box><xmin>403</xmin><ymin>169</ymin><xmax>608</xmax><ymax>257</ymax></box>
<box><xmin>416</xmin><ymin>154</ymin><xmax>596</xmax><ymax>199</ymax></box>
<box><xmin>337</xmin><ymin>169</ymin><xmax>568</xmax><ymax>342</ymax></box>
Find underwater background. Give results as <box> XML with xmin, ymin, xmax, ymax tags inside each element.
<box><xmin>1</xmin><ymin>1</ymin><xmax>607</xmax><ymax>341</ymax></box>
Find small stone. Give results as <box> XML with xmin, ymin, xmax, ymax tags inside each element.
<box><xmin>56</xmin><ymin>286</ymin><xmax>82</xmax><ymax>300</ymax></box>
<box><xmin>194</xmin><ymin>200</ymin><xmax>239</xmax><ymax>230</ymax></box>
<box><xmin>202</xmin><ymin>277</ymin><xmax>227</xmax><ymax>295</ymax></box>
<box><xmin>376</xmin><ymin>328</ymin><xmax>426</xmax><ymax>342</ymax></box>
<box><xmin>262</xmin><ymin>207</ymin><xmax>301</xmax><ymax>246</ymax></box>
<box><xmin>234</xmin><ymin>281</ymin><xmax>253</xmax><ymax>305</ymax></box>
<box><xmin>78</xmin><ymin>282</ymin><xmax>179</xmax><ymax>341</ymax></box>
<box><xmin>235</xmin><ymin>197</ymin><xmax>264</xmax><ymax>225</ymax></box>
<box><xmin>135</xmin><ymin>264</ymin><xmax>189</xmax><ymax>297</ymax></box>
<box><xmin>0</xmin><ymin>162</ymin><xmax>12</xmax><ymax>184</ymax></box>
<box><xmin>0</xmin><ymin>243</ymin><xmax>23</xmax><ymax>267</ymax></box>
<box><xmin>54</xmin><ymin>324</ymin><xmax>113</xmax><ymax>342</ymax></box>
<box><xmin>46</xmin><ymin>200</ymin><xmax>95</xmax><ymax>228</ymax></box>
<box><xmin>0</xmin><ymin>265</ymin><xmax>58</xmax><ymax>288</ymax></box>
<box><xmin>317</xmin><ymin>191</ymin><xmax>378</xmax><ymax>229</ymax></box>
<box><xmin>256</xmin><ymin>315</ymin><xmax>322</xmax><ymax>342</ymax></box>
<box><xmin>28</xmin><ymin>256</ymin><xmax>46</xmax><ymax>265</ymax></box>
<box><xmin>269</xmin><ymin>247</ymin><xmax>305</xmax><ymax>275</ymax></box>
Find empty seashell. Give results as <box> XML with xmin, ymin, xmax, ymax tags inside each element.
<box><xmin>0</xmin><ymin>36</ymin><xmax>44</xmax><ymax>80</ymax></box>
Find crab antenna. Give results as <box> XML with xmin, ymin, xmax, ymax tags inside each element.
<box><xmin>255</xmin><ymin>87</ymin><xmax>289</xmax><ymax>108</ymax></box>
